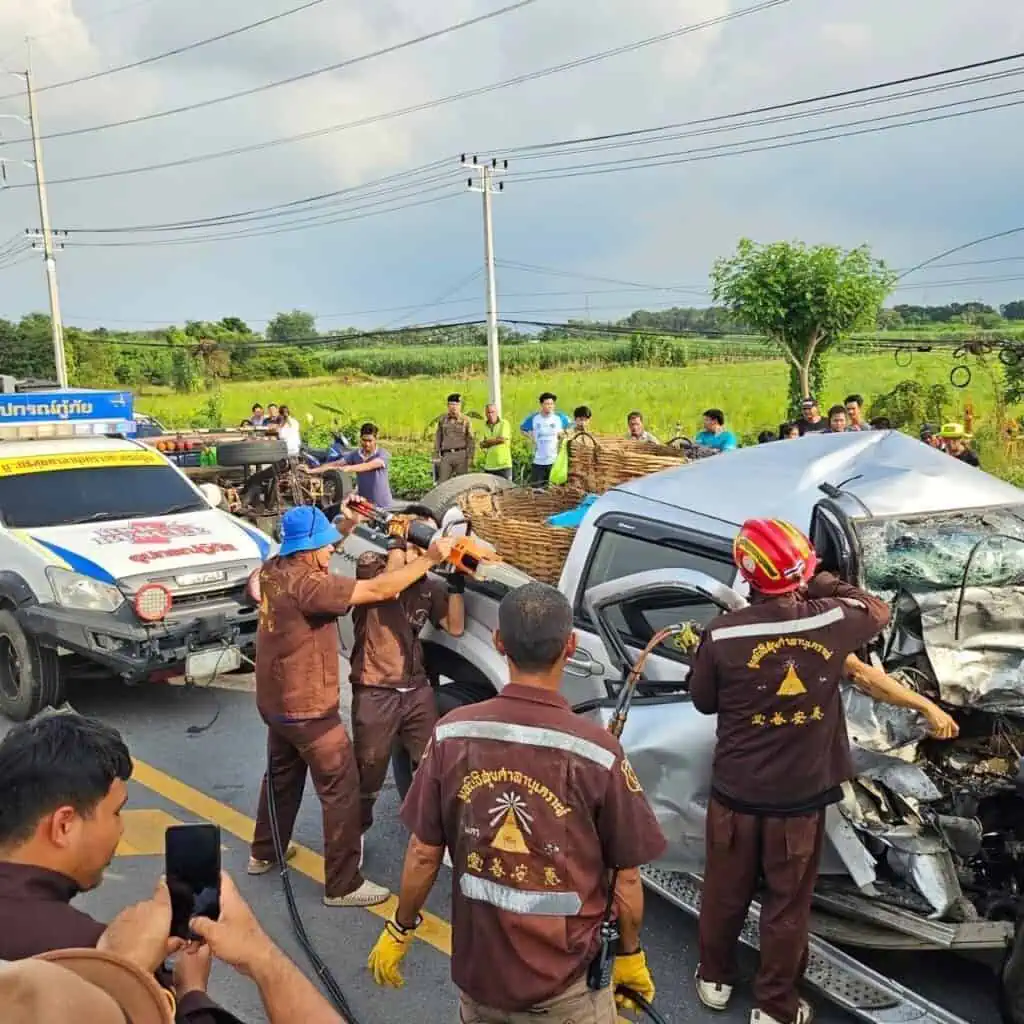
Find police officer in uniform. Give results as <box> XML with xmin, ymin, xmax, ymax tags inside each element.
<box><xmin>366</xmin><ymin>583</ymin><xmax>666</xmax><ymax>1023</ymax></box>
<box><xmin>688</xmin><ymin>518</ymin><xmax>890</xmax><ymax>1024</ymax></box>
<box><xmin>434</xmin><ymin>393</ymin><xmax>474</xmax><ymax>482</ymax></box>
<box><xmin>248</xmin><ymin>503</ymin><xmax>453</xmax><ymax>909</ymax></box>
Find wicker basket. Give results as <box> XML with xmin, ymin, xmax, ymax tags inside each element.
<box><xmin>459</xmin><ymin>486</ymin><xmax>585</xmax><ymax>585</ymax></box>
<box><xmin>567</xmin><ymin>431</ymin><xmax>688</xmax><ymax>494</ymax></box>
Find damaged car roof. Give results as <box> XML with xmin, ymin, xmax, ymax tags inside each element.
<box><xmin>617</xmin><ymin>429</ymin><xmax>1024</xmax><ymax>528</ymax></box>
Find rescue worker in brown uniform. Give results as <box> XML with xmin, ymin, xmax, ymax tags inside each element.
<box><xmin>434</xmin><ymin>393</ymin><xmax>475</xmax><ymax>482</ymax></box>
<box><xmin>350</xmin><ymin>505</ymin><xmax>465</xmax><ymax>852</ymax></box>
<box><xmin>689</xmin><ymin>518</ymin><xmax>958</xmax><ymax>1024</ymax></box>
<box><xmin>247</xmin><ymin>501</ymin><xmax>454</xmax><ymax>909</ymax></box>
<box><xmin>366</xmin><ymin>582</ymin><xmax>667</xmax><ymax>1023</ymax></box>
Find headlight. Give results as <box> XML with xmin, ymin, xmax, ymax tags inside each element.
<box><xmin>46</xmin><ymin>567</ymin><xmax>125</xmax><ymax>613</ymax></box>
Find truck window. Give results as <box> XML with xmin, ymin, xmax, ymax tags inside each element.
<box><xmin>0</xmin><ymin>465</ymin><xmax>206</xmax><ymax>529</ymax></box>
<box><xmin>578</xmin><ymin>524</ymin><xmax>737</xmax><ymax>663</ymax></box>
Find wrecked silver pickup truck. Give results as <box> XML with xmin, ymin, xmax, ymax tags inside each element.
<box><xmin>336</xmin><ymin>430</ymin><xmax>1024</xmax><ymax>1021</ymax></box>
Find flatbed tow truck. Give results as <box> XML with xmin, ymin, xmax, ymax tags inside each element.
<box><xmin>337</xmin><ymin>432</ymin><xmax>1024</xmax><ymax>1024</ymax></box>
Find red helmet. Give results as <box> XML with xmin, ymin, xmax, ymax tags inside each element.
<box><xmin>733</xmin><ymin>518</ymin><xmax>818</xmax><ymax>596</ymax></box>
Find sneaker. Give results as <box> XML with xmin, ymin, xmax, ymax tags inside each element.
<box><xmin>247</xmin><ymin>842</ymin><xmax>298</xmax><ymax>876</ymax></box>
<box><xmin>695</xmin><ymin>969</ymin><xmax>733</xmax><ymax>1011</ymax></box>
<box><xmin>750</xmin><ymin>999</ymin><xmax>813</xmax><ymax>1024</ymax></box>
<box><xmin>323</xmin><ymin>879</ymin><xmax>390</xmax><ymax>908</ymax></box>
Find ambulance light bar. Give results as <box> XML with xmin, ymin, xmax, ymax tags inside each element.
<box><xmin>0</xmin><ymin>389</ymin><xmax>136</xmax><ymax>443</ymax></box>
<box><xmin>0</xmin><ymin>419</ymin><xmax>136</xmax><ymax>441</ymax></box>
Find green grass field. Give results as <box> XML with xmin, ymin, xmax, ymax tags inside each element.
<box><xmin>138</xmin><ymin>351</ymin><xmax>1011</xmax><ymax>443</ymax></box>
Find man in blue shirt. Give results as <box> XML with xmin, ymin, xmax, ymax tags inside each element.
<box><xmin>520</xmin><ymin>392</ymin><xmax>570</xmax><ymax>485</ymax></box>
<box><xmin>695</xmin><ymin>408</ymin><xmax>738</xmax><ymax>452</ymax></box>
<box><xmin>311</xmin><ymin>421</ymin><xmax>393</xmax><ymax>508</ymax></box>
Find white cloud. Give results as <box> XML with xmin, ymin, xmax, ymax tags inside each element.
<box><xmin>0</xmin><ymin>0</ymin><xmax>1019</xmax><ymax>327</ymax></box>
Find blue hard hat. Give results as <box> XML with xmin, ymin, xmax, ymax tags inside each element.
<box><xmin>278</xmin><ymin>505</ymin><xmax>341</xmax><ymax>557</ymax></box>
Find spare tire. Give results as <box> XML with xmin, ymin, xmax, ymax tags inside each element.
<box><xmin>320</xmin><ymin>468</ymin><xmax>353</xmax><ymax>505</ymax></box>
<box><xmin>217</xmin><ymin>440</ymin><xmax>289</xmax><ymax>467</ymax></box>
<box><xmin>418</xmin><ymin>471</ymin><xmax>515</xmax><ymax>521</ymax></box>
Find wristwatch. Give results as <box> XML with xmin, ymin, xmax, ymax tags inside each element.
<box><xmin>385</xmin><ymin>536</ymin><xmax>407</xmax><ymax>552</ymax></box>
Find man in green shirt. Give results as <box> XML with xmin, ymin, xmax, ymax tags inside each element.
<box><xmin>479</xmin><ymin>403</ymin><xmax>513</xmax><ymax>480</ymax></box>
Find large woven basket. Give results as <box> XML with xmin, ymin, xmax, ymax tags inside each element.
<box><xmin>567</xmin><ymin>431</ymin><xmax>688</xmax><ymax>494</ymax></box>
<box><xmin>459</xmin><ymin>486</ymin><xmax>585</xmax><ymax>585</ymax></box>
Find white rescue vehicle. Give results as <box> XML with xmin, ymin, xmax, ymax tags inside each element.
<box><xmin>0</xmin><ymin>387</ymin><xmax>274</xmax><ymax>721</ymax></box>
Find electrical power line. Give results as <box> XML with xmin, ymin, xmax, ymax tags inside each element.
<box><xmin>0</xmin><ymin>0</ymin><xmax>333</xmax><ymax>101</ymax></box>
<box><xmin>897</xmin><ymin>226</ymin><xmax>1024</xmax><ymax>280</ymax></box>
<box><xmin>498</xmin><ymin>50</ymin><xmax>1024</xmax><ymax>157</ymax></box>
<box><xmin>8</xmin><ymin>0</ymin><xmax>790</xmax><ymax>186</ymax></box>
<box><xmin>57</xmin><ymin>160</ymin><xmax>456</xmax><ymax>233</ymax></box>
<box><xmin>507</xmin><ymin>89</ymin><xmax>1024</xmax><ymax>184</ymax></box>
<box><xmin>63</xmin><ymin>189</ymin><xmax>460</xmax><ymax>247</ymax></box>
<box><xmin>1</xmin><ymin>0</ymin><xmax>543</xmax><ymax>145</ymax></box>
<box><xmin>48</xmin><ymin>50</ymin><xmax>1024</xmax><ymax>241</ymax></box>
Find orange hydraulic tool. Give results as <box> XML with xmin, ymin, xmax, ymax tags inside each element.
<box><xmin>343</xmin><ymin>497</ymin><xmax>531</xmax><ymax>587</ymax></box>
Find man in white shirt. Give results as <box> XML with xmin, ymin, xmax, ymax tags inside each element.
<box><xmin>520</xmin><ymin>392</ymin><xmax>570</xmax><ymax>486</ymax></box>
<box><xmin>276</xmin><ymin>404</ymin><xmax>302</xmax><ymax>457</ymax></box>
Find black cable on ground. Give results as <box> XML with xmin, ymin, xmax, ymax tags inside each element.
<box><xmin>265</xmin><ymin>760</ymin><xmax>363</xmax><ymax>1023</ymax></box>
<box><xmin>616</xmin><ymin>984</ymin><xmax>672</xmax><ymax>1023</ymax></box>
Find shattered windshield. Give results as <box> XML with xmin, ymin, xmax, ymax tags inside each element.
<box><xmin>856</xmin><ymin>506</ymin><xmax>1024</xmax><ymax>595</ymax></box>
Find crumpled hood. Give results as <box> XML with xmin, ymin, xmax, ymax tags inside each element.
<box><xmin>15</xmin><ymin>510</ymin><xmax>271</xmax><ymax>584</ymax></box>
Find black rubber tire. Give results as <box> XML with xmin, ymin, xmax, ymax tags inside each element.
<box><xmin>216</xmin><ymin>440</ymin><xmax>289</xmax><ymax>467</ymax></box>
<box><xmin>417</xmin><ymin>471</ymin><xmax>515</xmax><ymax>521</ymax></box>
<box><xmin>319</xmin><ymin>468</ymin><xmax>353</xmax><ymax>505</ymax></box>
<box><xmin>0</xmin><ymin>609</ymin><xmax>63</xmax><ymax>722</ymax></box>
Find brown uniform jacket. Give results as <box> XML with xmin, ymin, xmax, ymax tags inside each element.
<box><xmin>0</xmin><ymin>863</ymin><xmax>243</xmax><ymax>1024</ymax></box>
<box><xmin>255</xmin><ymin>556</ymin><xmax>357</xmax><ymax>721</ymax></box>
<box><xmin>434</xmin><ymin>414</ymin><xmax>474</xmax><ymax>459</ymax></box>
<box><xmin>401</xmin><ymin>684</ymin><xmax>667</xmax><ymax>1012</ymax></box>
<box><xmin>350</xmin><ymin>552</ymin><xmax>449</xmax><ymax>688</ymax></box>
<box><xmin>688</xmin><ymin>572</ymin><xmax>890</xmax><ymax>813</ymax></box>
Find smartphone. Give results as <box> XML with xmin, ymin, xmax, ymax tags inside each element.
<box><xmin>165</xmin><ymin>823</ymin><xmax>221</xmax><ymax>940</ymax></box>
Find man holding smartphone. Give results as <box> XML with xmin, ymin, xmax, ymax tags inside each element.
<box><xmin>248</xmin><ymin>501</ymin><xmax>453</xmax><ymax>908</ymax></box>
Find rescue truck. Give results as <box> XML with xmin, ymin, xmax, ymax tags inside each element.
<box><xmin>0</xmin><ymin>384</ymin><xmax>273</xmax><ymax>721</ymax></box>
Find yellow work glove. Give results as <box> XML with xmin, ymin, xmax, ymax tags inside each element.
<box><xmin>613</xmin><ymin>950</ymin><xmax>655</xmax><ymax>1011</ymax></box>
<box><xmin>367</xmin><ymin>916</ymin><xmax>417</xmax><ymax>988</ymax></box>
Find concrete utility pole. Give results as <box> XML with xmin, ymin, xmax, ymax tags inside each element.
<box><xmin>462</xmin><ymin>155</ymin><xmax>506</xmax><ymax>415</ymax></box>
<box><xmin>24</xmin><ymin>67</ymin><xmax>68</xmax><ymax>388</ymax></box>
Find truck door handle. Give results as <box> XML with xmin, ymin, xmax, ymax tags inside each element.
<box><xmin>566</xmin><ymin>651</ymin><xmax>605</xmax><ymax>677</ymax></box>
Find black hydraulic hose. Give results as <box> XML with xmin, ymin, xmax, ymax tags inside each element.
<box><xmin>265</xmin><ymin>761</ymin><xmax>363</xmax><ymax>1023</ymax></box>
<box><xmin>616</xmin><ymin>985</ymin><xmax>672</xmax><ymax>1023</ymax></box>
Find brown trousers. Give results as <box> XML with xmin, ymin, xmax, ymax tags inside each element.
<box><xmin>437</xmin><ymin>450</ymin><xmax>470</xmax><ymax>482</ymax></box>
<box><xmin>698</xmin><ymin>799</ymin><xmax>825</xmax><ymax>1023</ymax></box>
<box><xmin>351</xmin><ymin>684</ymin><xmax>438</xmax><ymax>832</ymax></box>
<box><xmin>251</xmin><ymin>712</ymin><xmax>364</xmax><ymax>899</ymax></box>
<box><xmin>457</xmin><ymin>976</ymin><xmax>616</xmax><ymax>1024</ymax></box>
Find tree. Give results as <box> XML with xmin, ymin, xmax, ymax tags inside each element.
<box><xmin>266</xmin><ymin>309</ymin><xmax>316</xmax><ymax>343</ymax></box>
<box><xmin>219</xmin><ymin>317</ymin><xmax>251</xmax><ymax>334</ymax></box>
<box><xmin>711</xmin><ymin>239</ymin><xmax>895</xmax><ymax>409</ymax></box>
<box><xmin>1002</xmin><ymin>300</ymin><xmax>1024</xmax><ymax>321</ymax></box>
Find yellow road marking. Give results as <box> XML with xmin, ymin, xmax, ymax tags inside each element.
<box><xmin>116</xmin><ymin>809</ymin><xmax>183</xmax><ymax>856</ymax></box>
<box><xmin>131</xmin><ymin>758</ymin><xmax>452</xmax><ymax>956</ymax></box>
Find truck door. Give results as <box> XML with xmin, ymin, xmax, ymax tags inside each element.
<box><xmin>577</xmin><ymin>567</ymin><xmax>747</xmax><ymax>874</ymax></box>
<box><xmin>563</xmin><ymin>512</ymin><xmax>743</xmax><ymax>703</ymax></box>
<box><xmin>809</xmin><ymin>498</ymin><xmax>861</xmax><ymax>583</ymax></box>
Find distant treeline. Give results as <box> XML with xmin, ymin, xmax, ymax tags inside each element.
<box><xmin>3</xmin><ymin>298</ymin><xmax>1024</xmax><ymax>392</ymax></box>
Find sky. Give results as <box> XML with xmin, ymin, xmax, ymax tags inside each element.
<box><xmin>0</xmin><ymin>0</ymin><xmax>1021</xmax><ymax>332</ymax></box>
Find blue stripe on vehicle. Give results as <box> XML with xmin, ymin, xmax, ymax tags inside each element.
<box><xmin>31</xmin><ymin>539</ymin><xmax>118</xmax><ymax>584</ymax></box>
<box><xmin>235</xmin><ymin>521</ymin><xmax>271</xmax><ymax>560</ymax></box>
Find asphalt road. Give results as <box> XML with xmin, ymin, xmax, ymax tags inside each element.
<box><xmin>2</xmin><ymin>671</ymin><xmax>1005</xmax><ymax>1024</ymax></box>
